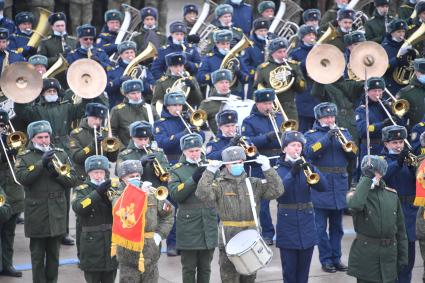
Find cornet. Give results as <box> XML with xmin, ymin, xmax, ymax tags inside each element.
<box><xmin>297</xmin><ymin>155</ymin><xmax>320</xmax><ymax>185</ymax></box>
<box><xmin>331</xmin><ymin>125</ymin><xmax>358</xmax><ymax>153</ymax></box>
<box><xmin>52</xmin><ymin>152</ymin><xmax>71</xmax><ymax>176</ymax></box>
<box><xmin>148</xmin><ymin>186</ymin><xmax>169</xmax><ymax>201</ymax></box>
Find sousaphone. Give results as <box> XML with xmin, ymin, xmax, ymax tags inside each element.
<box><xmin>349</xmin><ymin>41</ymin><xmax>389</xmax><ymax>80</ymax></box>
<box><xmin>306</xmin><ymin>44</ymin><xmax>346</xmax><ymax>84</ymax></box>
<box><xmin>0</xmin><ymin>62</ymin><xmax>42</xmax><ymax>103</ymax></box>
<box><xmin>67</xmin><ymin>59</ymin><xmax>107</xmax><ymax>98</ymax></box>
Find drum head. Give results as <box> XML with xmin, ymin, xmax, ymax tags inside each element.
<box><xmin>225</xmin><ymin>229</ymin><xmax>260</xmax><ymax>255</ymax></box>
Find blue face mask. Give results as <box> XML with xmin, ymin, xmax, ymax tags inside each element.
<box><xmin>337</xmin><ymin>3</ymin><xmax>348</xmax><ymax>9</ymax></box>
<box><xmin>91</xmin><ymin>179</ymin><xmax>105</xmax><ymax>186</ymax></box>
<box><xmin>230</xmin><ymin>163</ymin><xmax>244</xmax><ymax>176</ymax></box>
<box><xmin>218</xmin><ymin>48</ymin><xmax>230</xmax><ymax>55</ymax></box>
<box><xmin>256</xmin><ymin>34</ymin><xmax>266</xmax><ymax>41</ymax></box>
<box><xmin>418</xmin><ymin>75</ymin><xmax>425</xmax><ymax>84</ymax></box>
<box><xmin>128</xmin><ymin>177</ymin><xmax>141</xmax><ymax>188</ymax></box>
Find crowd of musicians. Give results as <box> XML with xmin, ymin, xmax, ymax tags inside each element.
<box><xmin>2</xmin><ymin>0</ymin><xmax>425</xmax><ymax>282</ymax></box>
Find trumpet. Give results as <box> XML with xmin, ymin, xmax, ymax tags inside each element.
<box><xmin>331</xmin><ymin>125</ymin><xmax>358</xmax><ymax>153</ymax></box>
<box><xmin>143</xmin><ymin>145</ymin><xmax>170</xmax><ymax>182</ymax></box>
<box><xmin>298</xmin><ymin>155</ymin><xmax>320</xmax><ymax>185</ymax></box>
<box><xmin>237</xmin><ymin>136</ymin><xmax>257</xmax><ymax>157</ymax></box>
<box><xmin>148</xmin><ymin>186</ymin><xmax>169</xmax><ymax>201</ymax></box>
<box><xmin>52</xmin><ymin>151</ymin><xmax>71</xmax><ymax>176</ymax></box>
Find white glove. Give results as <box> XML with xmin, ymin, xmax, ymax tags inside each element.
<box><xmin>141</xmin><ymin>181</ymin><xmax>152</xmax><ymax>192</ymax></box>
<box><xmin>206</xmin><ymin>160</ymin><xmax>223</xmax><ymax>173</ymax></box>
<box><xmin>398</xmin><ymin>44</ymin><xmax>412</xmax><ymax>56</ymax></box>
<box><xmin>256</xmin><ymin>155</ymin><xmax>271</xmax><ymax>171</ymax></box>
<box><xmin>371</xmin><ymin>176</ymin><xmax>379</xmax><ymax>190</ymax></box>
<box><xmin>153</xmin><ymin>233</ymin><xmax>162</xmax><ymax>246</ymax></box>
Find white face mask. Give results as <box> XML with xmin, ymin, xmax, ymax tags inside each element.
<box><xmin>186</xmin><ymin>157</ymin><xmax>199</xmax><ymax>164</ymax></box>
<box><xmin>34</xmin><ymin>143</ymin><xmax>51</xmax><ymax>152</ymax></box>
<box><xmin>285</xmin><ymin>154</ymin><xmax>301</xmax><ymax>163</ymax></box>
<box><xmin>128</xmin><ymin>98</ymin><xmax>143</xmax><ymax>105</ymax></box>
<box><xmin>122</xmin><ymin>59</ymin><xmax>130</xmax><ymax>64</ymax></box>
<box><xmin>231</xmin><ymin>0</ymin><xmax>243</xmax><ymax>4</ymax></box>
<box><xmin>53</xmin><ymin>30</ymin><xmax>67</xmax><ymax>36</ymax></box>
<box><xmin>144</xmin><ymin>24</ymin><xmax>156</xmax><ymax>30</ymax></box>
<box><xmin>337</xmin><ymin>3</ymin><xmax>348</xmax><ymax>9</ymax></box>
<box><xmin>340</xmin><ymin>27</ymin><xmax>351</xmax><ymax>33</ymax></box>
<box><xmin>218</xmin><ymin>48</ymin><xmax>230</xmax><ymax>55</ymax></box>
<box><xmin>90</xmin><ymin>179</ymin><xmax>105</xmax><ymax>186</ymax></box>
<box><xmin>392</xmin><ymin>36</ymin><xmax>403</xmax><ymax>43</ymax></box>
<box><xmin>44</xmin><ymin>94</ymin><xmax>58</xmax><ymax>103</ymax></box>
<box><xmin>172</xmin><ymin>38</ymin><xmax>184</xmax><ymax>45</ymax></box>
<box><xmin>21</xmin><ymin>29</ymin><xmax>32</xmax><ymax>35</ymax></box>
<box><xmin>256</xmin><ymin>34</ymin><xmax>266</xmax><ymax>41</ymax></box>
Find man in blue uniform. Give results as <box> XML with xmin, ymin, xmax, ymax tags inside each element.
<box><xmin>197</xmin><ymin>29</ymin><xmax>250</xmax><ymax>98</ymax></box>
<box><xmin>304</xmin><ymin>102</ymin><xmax>356</xmax><ymax>273</ymax></box>
<box><xmin>410</xmin><ymin>114</ymin><xmax>425</xmax><ymax>155</ymax></box>
<box><xmin>66</xmin><ymin>24</ymin><xmax>111</xmax><ymax>69</ymax></box>
<box><xmin>0</xmin><ymin>0</ymin><xmax>14</xmax><ymax>35</ymax></box>
<box><xmin>182</xmin><ymin>4</ymin><xmax>198</xmax><ymax>34</ymax></box>
<box><xmin>241</xmin><ymin>88</ymin><xmax>283</xmax><ymax>245</ymax></box>
<box><xmin>381</xmin><ymin>125</ymin><xmax>417</xmax><ymax>283</ymax></box>
<box><xmin>151</xmin><ymin>21</ymin><xmax>201</xmax><ymax>80</ymax></box>
<box><xmin>8</xmin><ymin>11</ymin><xmax>35</xmax><ymax>58</ymax></box>
<box><xmin>96</xmin><ymin>9</ymin><xmax>122</xmax><ymax>56</ymax></box>
<box><xmin>105</xmin><ymin>41</ymin><xmax>154</xmax><ymax>107</ymax></box>
<box><xmin>0</xmin><ymin>28</ymin><xmax>25</xmax><ymax>73</ymax></box>
<box><xmin>224</xmin><ymin>0</ymin><xmax>253</xmax><ymax>35</ymax></box>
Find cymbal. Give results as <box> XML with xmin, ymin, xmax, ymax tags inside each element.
<box><xmin>306</xmin><ymin>44</ymin><xmax>346</xmax><ymax>84</ymax></box>
<box><xmin>350</xmin><ymin>41</ymin><xmax>389</xmax><ymax>80</ymax></box>
<box><xmin>0</xmin><ymin>62</ymin><xmax>42</xmax><ymax>103</ymax></box>
<box><xmin>67</xmin><ymin>59</ymin><xmax>107</xmax><ymax>99</ymax></box>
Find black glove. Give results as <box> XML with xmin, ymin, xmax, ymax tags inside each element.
<box><xmin>182</xmin><ymin>111</ymin><xmax>191</xmax><ymax>121</ymax></box>
<box><xmin>231</xmin><ymin>63</ymin><xmax>240</xmax><ymax>74</ymax></box>
<box><xmin>327</xmin><ymin>128</ymin><xmax>339</xmax><ymax>138</ymax></box>
<box><xmin>95</xmin><ymin>179</ymin><xmax>112</xmax><ymax>201</ymax></box>
<box><xmin>229</xmin><ymin>135</ymin><xmax>242</xmax><ymax>146</ymax></box>
<box><xmin>291</xmin><ymin>159</ymin><xmax>305</xmax><ymax>175</ymax></box>
<box><xmin>192</xmin><ymin>166</ymin><xmax>206</xmax><ymax>183</ymax></box>
<box><xmin>266</xmin><ymin>131</ymin><xmax>277</xmax><ymax>142</ymax></box>
<box><xmin>140</xmin><ymin>153</ymin><xmax>156</xmax><ymax>166</ymax></box>
<box><xmin>187</xmin><ymin>34</ymin><xmax>200</xmax><ymax>44</ymax></box>
<box><xmin>63</xmin><ymin>45</ymin><xmax>71</xmax><ymax>55</ymax></box>
<box><xmin>42</xmin><ymin>150</ymin><xmax>55</xmax><ymax>168</ymax></box>
<box><xmin>397</xmin><ymin>148</ymin><xmax>409</xmax><ymax>166</ymax></box>
<box><xmin>95</xmin><ymin>134</ymin><xmax>105</xmax><ymax>144</ymax></box>
<box><xmin>6</xmin><ymin>147</ymin><xmax>17</xmax><ymax>157</ymax></box>
<box><xmin>184</xmin><ymin>78</ymin><xmax>195</xmax><ymax>88</ymax></box>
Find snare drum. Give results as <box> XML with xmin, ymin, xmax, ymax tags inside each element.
<box><xmin>225</xmin><ymin>229</ymin><xmax>273</xmax><ymax>275</ymax></box>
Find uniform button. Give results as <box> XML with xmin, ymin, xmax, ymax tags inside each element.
<box><xmin>186</xmin><ymin>214</ymin><xmax>189</xmax><ymax>218</ymax></box>
<box><xmin>365</xmin><ymin>218</ymin><xmax>368</xmax><ymax>221</ymax></box>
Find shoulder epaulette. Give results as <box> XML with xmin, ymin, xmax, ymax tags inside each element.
<box><xmin>234</xmin><ymin>27</ymin><xmax>242</xmax><ymax>32</ymax></box>
<box><xmin>288</xmin><ymin>59</ymin><xmax>300</xmax><ymax>65</ymax></box>
<box><xmin>208</xmin><ymin>52</ymin><xmax>214</xmax><ymax>57</ymax></box>
<box><xmin>106</xmin><ymin>66</ymin><xmax>113</xmax><ymax>71</ymax></box>
<box><xmin>77</xmin><ymin>184</ymin><xmax>89</xmax><ymax>191</ymax></box>
<box><xmin>116</xmin><ymin>103</ymin><xmax>126</xmax><ymax>109</ymax></box>
<box><xmin>68</xmin><ymin>35</ymin><xmax>77</xmax><ymax>40</ymax></box>
<box><xmin>400</xmin><ymin>84</ymin><xmax>415</xmax><ymax>93</ymax></box>
<box><xmin>46</xmin><ymin>35</ymin><xmax>52</xmax><ymax>40</ymax></box>
<box><xmin>188</xmin><ymin>43</ymin><xmax>193</xmax><ymax>48</ymax></box>
<box><xmin>172</xmin><ymin>163</ymin><xmax>182</xmax><ymax>169</ymax></box>
<box><xmin>370</xmin><ymin>16</ymin><xmax>375</xmax><ymax>20</ymax></box>
<box><xmin>97</xmin><ymin>48</ymin><xmax>103</xmax><ymax>52</ymax></box>
<box><xmin>339</xmin><ymin>127</ymin><xmax>346</xmax><ymax>130</ymax></box>
<box><xmin>71</xmin><ymin>127</ymin><xmax>83</xmax><ymax>134</ymax></box>
<box><xmin>54</xmin><ymin>148</ymin><xmax>64</xmax><ymax>152</ymax></box>
<box><xmin>159</xmin><ymin>76</ymin><xmax>168</xmax><ymax>81</ymax></box>
<box><xmin>213</xmin><ymin>138</ymin><xmax>219</xmax><ymax>142</ymax></box>
<box><xmin>259</xmin><ymin>62</ymin><xmax>269</xmax><ymax>68</ymax></box>
<box><xmin>120</xmin><ymin>149</ymin><xmax>133</xmax><ymax>155</ymax></box>
<box><xmin>384</xmin><ymin>187</ymin><xmax>397</xmax><ymax>194</ymax></box>
<box><xmin>306</xmin><ymin>129</ymin><xmax>316</xmax><ymax>134</ymax></box>
<box><xmin>100</xmin><ymin>32</ymin><xmax>110</xmax><ymax>36</ymax></box>
<box><xmin>359</xmin><ymin>104</ymin><xmax>365</xmax><ymax>108</ymax></box>
<box><xmin>420</xmin><ymin>122</ymin><xmax>425</xmax><ymax>127</ymax></box>
<box><xmin>17</xmin><ymin>149</ymin><xmax>30</xmax><ymax>156</ymax></box>
<box><xmin>400</xmin><ymin>4</ymin><xmax>411</xmax><ymax>8</ymax></box>
<box><xmin>159</xmin><ymin>117</ymin><xmax>165</xmax><ymax>121</ymax></box>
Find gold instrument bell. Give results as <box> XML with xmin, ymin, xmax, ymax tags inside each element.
<box><xmin>67</xmin><ymin>58</ymin><xmax>107</xmax><ymax>99</ymax></box>
<box><xmin>349</xmin><ymin>41</ymin><xmax>389</xmax><ymax>80</ymax></box>
<box><xmin>0</xmin><ymin>62</ymin><xmax>42</xmax><ymax>103</ymax></box>
<box><xmin>306</xmin><ymin>44</ymin><xmax>346</xmax><ymax>84</ymax></box>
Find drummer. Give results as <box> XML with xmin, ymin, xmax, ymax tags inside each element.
<box><xmin>195</xmin><ymin>146</ymin><xmax>284</xmax><ymax>282</ymax></box>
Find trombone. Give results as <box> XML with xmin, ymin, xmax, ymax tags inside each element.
<box><xmin>142</xmin><ymin>145</ymin><xmax>170</xmax><ymax>182</ymax></box>
<box><xmin>0</xmin><ymin>131</ymin><xmax>21</xmax><ymax>185</ymax></box>
<box><xmin>268</xmin><ymin>110</ymin><xmax>283</xmax><ymax>147</ymax></box>
<box><xmin>297</xmin><ymin>155</ymin><xmax>320</xmax><ymax>185</ymax></box>
<box><xmin>331</xmin><ymin>125</ymin><xmax>358</xmax><ymax>153</ymax></box>
<box><xmin>5</xmin><ymin>120</ymin><xmax>27</xmax><ymax>151</ymax></box>
<box><xmin>273</xmin><ymin>98</ymin><xmax>298</xmax><ymax>131</ymax></box>
<box><xmin>383</xmin><ymin>88</ymin><xmax>409</xmax><ymax>118</ymax></box>
<box><xmin>101</xmin><ymin>110</ymin><xmax>121</xmax><ymax>156</ymax></box>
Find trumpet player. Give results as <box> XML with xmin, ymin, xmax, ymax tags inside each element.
<box><xmin>14</xmin><ymin>120</ymin><xmax>77</xmax><ymax>283</ymax></box>
<box><xmin>381</xmin><ymin>125</ymin><xmax>417</xmax><ymax>282</ymax></box>
<box><xmin>275</xmin><ymin>131</ymin><xmax>327</xmax><ymax>283</ymax></box>
<box><xmin>154</xmin><ymin>91</ymin><xmax>206</xmax><ymax>165</ymax></box>
<box><xmin>71</xmin><ymin>155</ymin><xmax>118</xmax><ymax>283</ymax></box>
<box><xmin>304</xmin><ymin>102</ymin><xmax>356</xmax><ymax>273</ymax></box>
<box><xmin>241</xmin><ymin>88</ymin><xmax>283</xmax><ymax>245</ymax></box>
<box><xmin>113</xmin><ymin>160</ymin><xmax>174</xmax><ymax>282</ymax></box>
<box><xmin>0</xmin><ymin>110</ymin><xmax>23</xmax><ymax>278</ymax></box>
<box><xmin>195</xmin><ymin>146</ymin><xmax>284</xmax><ymax>283</ymax></box>
<box><xmin>110</xmin><ymin>79</ymin><xmax>159</xmax><ymax>147</ymax></box>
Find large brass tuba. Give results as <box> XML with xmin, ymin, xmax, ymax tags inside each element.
<box><xmin>220</xmin><ymin>34</ymin><xmax>253</xmax><ymax>87</ymax></box>
<box><xmin>189</xmin><ymin>0</ymin><xmax>219</xmax><ymax>54</ymax></box>
<box><xmin>123</xmin><ymin>42</ymin><xmax>157</xmax><ymax>78</ymax></box>
<box><xmin>42</xmin><ymin>54</ymin><xmax>69</xmax><ymax>79</ymax></box>
<box><xmin>268</xmin><ymin>1</ymin><xmax>301</xmax><ymax>41</ymax></box>
<box><xmin>27</xmin><ymin>8</ymin><xmax>51</xmax><ymax>48</ymax></box>
<box><xmin>397</xmin><ymin>23</ymin><xmax>425</xmax><ymax>57</ymax></box>
<box><xmin>316</xmin><ymin>24</ymin><xmax>337</xmax><ymax>44</ymax></box>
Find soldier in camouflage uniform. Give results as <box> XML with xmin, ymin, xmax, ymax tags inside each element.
<box><xmin>69</xmin><ymin>0</ymin><xmax>94</xmax><ymax>36</ymax></box>
<box><xmin>132</xmin><ymin>7</ymin><xmax>167</xmax><ymax>52</ymax></box>
<box><xmin>110</xmin><ymin>79</ymin><xmax>159</xmax><ymax>147</ymax></box>
<box><xmin>0</xmin><ymin>185</ymin><xmax>12</xmax><ymax>275</ymax></box>
<box><xmin>168</xmin><ymin>133</ymin><xmax>218</xmax><ymax>283</ymax></box>
<box><xmin>113</xmin><ymin>160</ymin><xmax>174</xmax><ymax>282</ymax></box>
<box><xmin>72</xmin><ymin>155</ymin><xmax>117</xmax><ymax>283</ymax></box>
<box><xmin>14</xmin><ymin>120</ymin><xmax>78</xmax><ymax>283</ymax></box>
<box><xmin>152</xmin><ymin>52</ymin><xmax>203</xmax><ymax>110</ymax></box>
<box><xmin>254</xmin><ymin>37</ymin><xmax>306</xmax><ymax>121</ymax></box>
<box><xmin>196</xmin><ymin>146</ymin><xmax>284</xmax><ymax>283</ymax></box>
<box><xmin>0</xmin><ymin>110</ymin><xmax>23</xmax><ymax>278</ymax></box>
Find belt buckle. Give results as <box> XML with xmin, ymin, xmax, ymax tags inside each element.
<box><xmin>48</xmin><ymin>192</ymin><xmax>56</xmax><ymax>199</ymax></box>
<box><xmin>297</xmin><ymin>203</ymin><xmax>304</xmax><ymax>210</ymax></box>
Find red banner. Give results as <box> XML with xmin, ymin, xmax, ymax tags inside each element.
<box><xmin>415</xmin><ymin>159</ymin><xmax>425</xmax><ymax>206</ymax></box>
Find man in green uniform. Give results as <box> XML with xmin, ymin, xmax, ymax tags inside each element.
<box><xmin>196</xmin><ymin>146</ymin><xmax>284</xmax><ymax>282</ymax></box>
<box><xmin>326</xmin><ymin>8</ymin><xmax>356</xmax><ymax>52</ymax></box>
<box><xmin>116</xmin><ymin>120</ymin><xmax>170</xmax><ymax>188</ymax></box>
<box><xmin>72</xmin><ymin>155</ymin><xmax>118</xmax><ymax>283</ymax></box>
<box><xmin>28</xmin><ymin>54</ymin><xmax>48</xmax><ymax>75</ymax></box>
<box><xmin>168</xmin><ymin>133</ymin><xmax>218</xmax><ymax>283</ymax></box>
<box><xmin>113</xmin><ymin>159</ymin><xmax>174</xmax><ymax>282</ymax></box>
<box><xmin>132</xmin><ymin>7</ymin><xmax>166</xmax><ymax>52</ymax></box>
<box><xmin>152</xmin><ymin>52</ymin><xmax>203</xmax><ymax>111</ymax></box>
<box><xmin>0</xmin><ymin>185</ymin><xmax>13</xmax><ymax>275</ymax></box>
<box><xmin>364</xmin><ymin>0</ymin><xmax>394</xmax><ymax>43</ymax></box>
<box><xmin>199</xmin><ymin>69</ymin><xmax>240</xmax><ymax>134</ymax></box>
<box><xmin>254</xmin><ymin>37</ymin><xmax>305</xmax><ymax>121</ymax></box>
<box><xmin>0</xmin><ymin>110</ymin><xmax>24</xmax><ymax>277</ymax></box>
<box><xmin>398</xmin><ymin>0</ymin><xmax>415</xmax><ymax>20</ymax></box>
<box><xmin>397</xmin><ymin>58</ymin><xmax>425</xmax><ymax>129</ymax></box>
<box><xmin>347</xmin><ymin>155</ymin><xmax>408</xmax><ymax>283</ymax></box>
<box><xmin>110</xmin><ymin>79</ymin><xmax>159</xmax><ymax>147</ymax></box>
<box><xmin>14</xmin><ymin>120</ymin><xmax>78</xmax><ymax>283</ymax></box>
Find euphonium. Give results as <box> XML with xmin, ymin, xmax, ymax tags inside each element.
<box><xmin>299</xmin><ymin>156</ymin><xmax>320</xmax><ymax>185</ymax></box>
<box><xmin>143</xmin><ymin>146</ymin><xmax>170</xmax><ymax>182</ymax></box>
<box><xmin>123</xmin><ymin>42</ymin><xmax>157</xmax><ymax>78</ymax></box>
<box><xmin>27</xmin><ymin>8</ymin><xmax>51</xmax><ymax>48</ymax></box>
<box><xmin>237</xmin><ymin>136</ymin><xmax>257</xmax><ymax>157</ymax></box>
<box><xmin>332</xmin><ymin>125</ymin><xmax>358</xmax><ymax>153</ymax></box>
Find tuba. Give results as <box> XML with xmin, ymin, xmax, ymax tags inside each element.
<box><xmin>268</xmin><ymin>1</ymin><xmax>301</xmax><ymax>41</ymax></box>
<box><xmin>27</xmin><ymin>8</ymin><xmax>51</xmax><ymax>48</ymax></box>
<box><xmin>220</xmin><ymin>34</ymin><xmax>253</xmax><ymax>87</ymax></box>
<box><xmin>123</xmin><ymin>42</ymin><xmax>157</xmax><ymax>78</ymax></box>
<box><xmin>316</xmin><ymin>24</ymin><xmax>337</xmax><ymax>44</ymax></box>
<box><xmin>42</xmin><ymin>54</ymin><xmax>69</xmax><ymax>79</ymax></box>
<box><xmin>189</xmin><ymin>0</ymin><xmax>219</xmax><ymax>54</ymax></box>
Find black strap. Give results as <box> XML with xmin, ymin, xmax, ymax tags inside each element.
<box><xmin>278</xmin><ymin>202</ymin><xmax>313</xmax><ymax>210</ymax></box>
<box><xmin>356</xmin><ymin>233</ymin><xmax>395</xmax><ymax>247</ymax></box>
<box><xmin>82</xmin><ymin>224</ymin><xmax>112</xmax><ymax>232</ymax></box>
<box><xmin>316</xmin><ymin>166</ymin><xmax>347</xmax><ymax>174</ymax></box>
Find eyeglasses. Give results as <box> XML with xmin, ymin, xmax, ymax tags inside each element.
<box><xmin>82</xmin><ymin>37</ymin><xmax>94</xmax><ymax>41</ymax></box>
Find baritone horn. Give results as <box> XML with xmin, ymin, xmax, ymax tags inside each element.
<box><xmin>27</xmin><ymin>7</ymin><xmax>51</xmax><ymax>48</ymax></box>
<box><xmin>123</xmin><ymin>42</ymin><xmax>157</xmax><ymax>78</ymax></box>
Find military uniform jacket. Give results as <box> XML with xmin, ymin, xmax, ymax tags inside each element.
<box><xmin>110</xmin><ymin>99</ymin><xmax>159</xmax><ymax>147</ymax></box>
<box><xmin>132</xmin><ymin>28</ymin><xmax>167</xmax><ymax>52</ymax></box>
<box><xmin>15</xmin><ymin>143</ymin><xmax>78</xmax><ymax>238</ymax></box>
<box><xmin>347</xmin><ymin>176</ymin><xmax>408</xmax><ymax>282</ymax></box>
<box><xmin>381</xmin><ymin>33</ymin><xmax>406</xmax><ymax>94</ymax></box>
<box><xmin>410</xmin><ymin>118</ymin><xmax>425</xmax><ymax>155</ymax></box>
<box><xmin>0</xmin><ymin>16</ymin><xmax>15</xmax><ymax>35</ymax></box>
<box><xmin>0</xmin><ymin>49</ymin><xmax>25</xmax><ymax>73</ymax></box>
<box><xmin>319</xmin><ymin>6</ymin><xmax>338</xmax><ymax>31</ymax></box>
<box><xmin>8</xmin><ymin>30</ymin><xmax>31</xmax><ymax>54</ymax></box>
<box><xmin>364</xmin><ymin>11</ymin><xmax>394</xmax><ymax>43</ymax></box>
<box><xmin>66</xmin><ymin>46</ymin><xmax>112</xmax><ymax>69</ymax></box>
<box><xmin>254</xmin><ymin>59</ymin><xmax>305</xmax><ymax>120</ymax></box>
<box><xmin>116</xmin><ymin>140</ymin><xmax>170</xmax><ymax>188</ymax></box>
<box><xmin>304</xmin><ymin>122</ymin><xmax>356</xmax><ymax>210</ymax></box>
<box><xmin>168</xmin><ymin>155</ymin><xmax>218</xmax><ymax>250</ymax></box>
<box><xmin>199</xmin><ymin>90</ymin><xmax>235</xmax><ymax>134</ymax></box>
<box><xmin>152</xmin><ymin>70</ymin><xmax>203</xmax><ymax>108</ymax></box>
<box><xmin>398</xmin><ymin>1</ymin><xmax>415</xmax><ymax>20</ymax></box>
<box><xmin>151</xmin><ymin>36</ymin><xmax>201</xmax><ymax>80</ymax></box>
<box><xmin>397</xmin><ymin>77</ymin><xmax>425</xmax><ymax>128</ymax></box>
<box><xmin>241</xmin><ymin>34</ymin><xmax>266</xmax><ymax>78</ymax></box>
<box><xmin>327</xmin><ymin>27</ymin><xmax>348</xmax><ymax>52</ymax></box>
<box><xmin>195</xmin><ymin>167</ymin><xmax>284</xmax><ymax>247</ymax></box>
<box><xmin>71</xmin><ymin>180</ymin><xmax>118</xmax><ymax>272</ymax></box>
<box><xmin>38</xmin><ymin>34</ymin><xmax>77</xmax><ymax>66</ymax></box>
<box><xmin>275</xmin><ymin>157</ymin><xmax>327</xmax><ymax>250</ymax></box>
<box><xmin>0</xmin><ymin>186</ymin><xmax>12</xmax><ymax>224</ymax></box>
<box><xmin>112</xmin><ymin>181</ymin><xmax>174</xmax><ymax>271</ymax></box>
<box><xmin>69</xmin><ymin>118</ymin><xmax>109</xmax><ymax>181</ymax></box>
<box><xmin>96</xmin><ymin>27</ymin><xmax>118</xmax><ymax>56</ymax></box>
<box><xmin>204</xmin><ymin>24</ymin><xmax>244</xmax><ymax>55</ymax></box>
<box><xmin>225</xmin><ymin>1</ymin><xmax>253</xmax><ymax>35</ymax></box>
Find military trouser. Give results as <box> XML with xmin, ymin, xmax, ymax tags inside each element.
<box><xmin>119</xmin><ymin>262</ymin><xmax>159</xmax><ymax>283</ymax></box>
<box><xmin>29</xmin><ymin>236</ymin><xmax>61</xmax><ymax>283</ymax></box>
<box><xmin>219</xmin><ymin>249</ymin><xmax>256</xmax><ymax>283</ymax></box>
<box><xmin>76</xmin><ymin>217</ymin><xmax>81</xmax><ymax>259</ymax></box>
<box><xmin>84</xmin><ymin>270</ymin><xmax>116</xmax><ymax>283</ymax></box>
<box><xmin>69</xmin><ymin>2</ymin><xmax>94</xmax><ymax>36</ymax></box>
<box><xmin>65</xmin><ymin>187</ymin><xmax>71</xmax><ymax>236</ymax></box>
<box><xmin>419</xmin><ymin>240</ymin><xmax>425</xmax><ymax>282</ymax></box>
<box><xmin>1</xmin><ymin>213</ymin><xmax>17</xmax><ymax>269</ymax></box>
<box><xmin>107</xmin><ymin>0</ymin><xmax>131</xmax><ymax>10</ymax></box>
<box><xmin>180</xmin><ymin>249</ymin><xmax>214</xmax><ymax>283</ymax></box>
